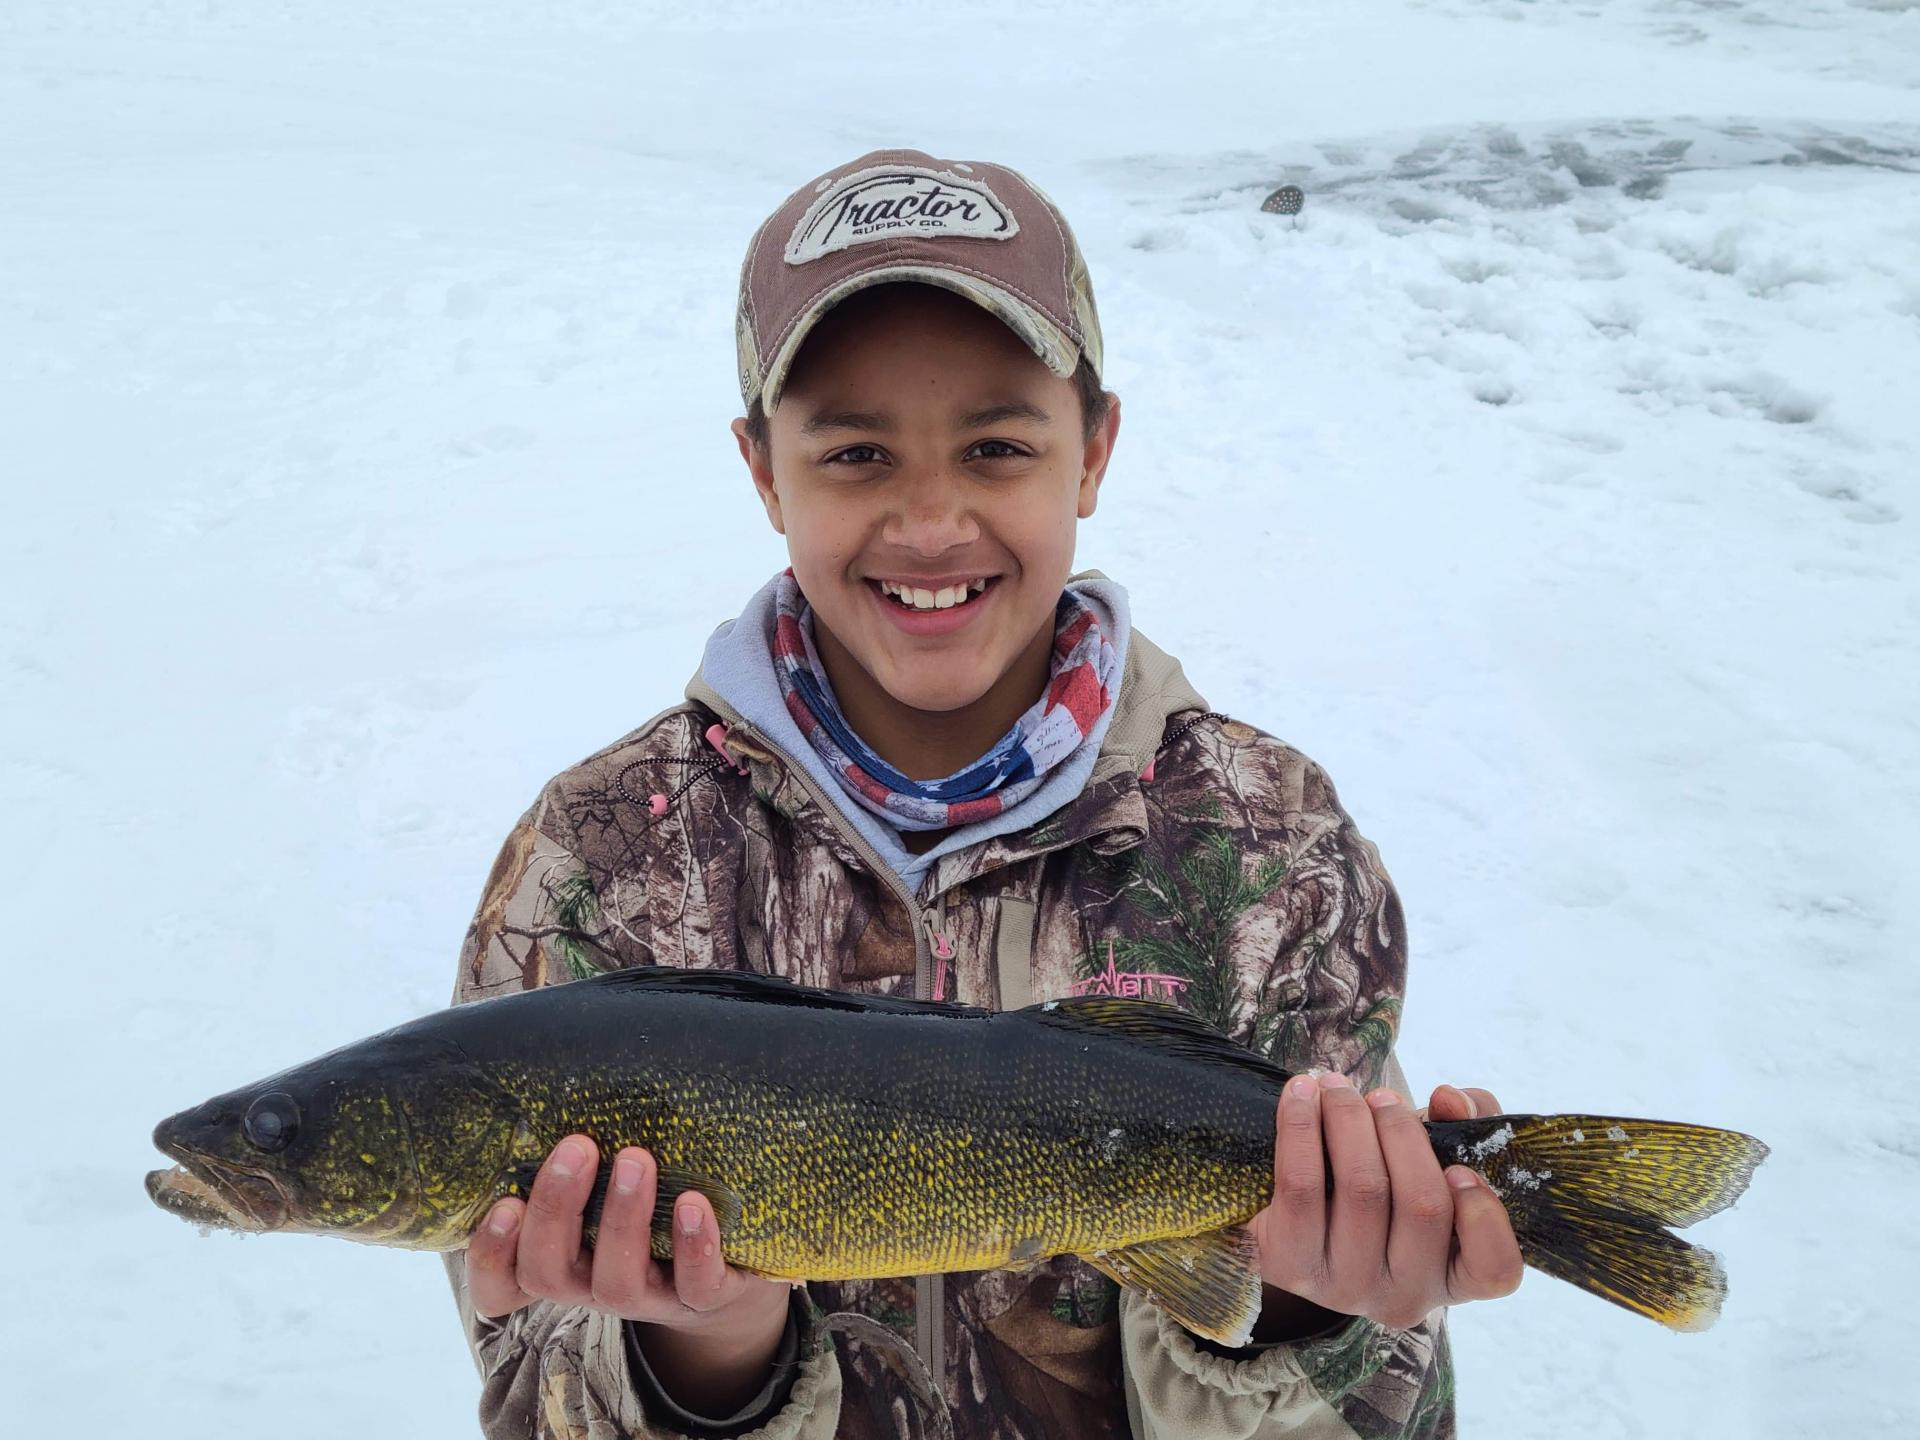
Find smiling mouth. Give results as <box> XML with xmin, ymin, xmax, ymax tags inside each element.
<box><xmin>868</xmin><ymin>576</ymin><xmax>997</xmax><ymax>612</ymax></box>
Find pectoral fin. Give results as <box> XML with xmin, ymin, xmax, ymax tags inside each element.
<box><xmin>650</xmin><ymin>1163</ymin><xmax>746</xmax><ymax>1238</ymax></box>
<box><xmin>498</xmin><ymin>1155</ymin><xmax>744</xmax><ymax>1253</ymax></box>
<box><xmin>1081</xmin><ymin>1225</ymin><xmax>1264</xmax><ymax>1348</ymax></box>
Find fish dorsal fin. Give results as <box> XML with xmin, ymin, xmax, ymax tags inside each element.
<box><xmin>1082</xmin><ymin>1226</ymin><xmax>1264</xmax><ymax>1347</ymax></box>
<box><xmin>580</xmin><ymin>965</ymin><xmax>991</xmax><ymax>1021</ymax></box>
<box><xmin>1019</xmin><ymin>995</ymin><xmax>1289</xmax><ymax>1087</ymax></box>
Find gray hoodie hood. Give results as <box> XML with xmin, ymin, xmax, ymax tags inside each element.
<box><xmin>689</xmin><ymin>571</ymin><xmax>1134</xmax><ymax>888</ymax></box>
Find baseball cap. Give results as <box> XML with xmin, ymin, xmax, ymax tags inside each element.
<box><xmin>735</xmin><ymin>147</ymin><xmax>1104</xmax><ymax>415</ymax></box>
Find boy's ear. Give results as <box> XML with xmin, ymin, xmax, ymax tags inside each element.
<box><xmin>1076</xmin><ymin>392</ymin><xmax>1121</xmax><ymax>520</ymax></box>
<box><xmin>732</xmin><ymin>416</ymin><xmax>786</xmax><ymax>535</ymax></box>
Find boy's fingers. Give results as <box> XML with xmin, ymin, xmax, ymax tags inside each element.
<box><xmin>670</xmin><ymin>1193</ymin><xmax>731</xmax><ymax>1313</ymax></box>
<box><xmin>1320</xmin><ymin>1073</ymin><xmax>1390</xmax><ymax>1293</ymax></box>
<box><xmin>517</xmin><ymin>1136</ymin><xmax>598</xmax><ymax>1303</ymax></box>
<box><xmin>1372</xmin><ymin>1091</ymin><xmax>1451</xmax><ymax>1313</ymax></box>
<box><xmin>466</xmin><ymin>1198</ymin><xmax>530</xmax><ymax>1318</ymax></box>
<box><xmin>1423</xmin><ymin>1085</ymin><xmax>1503</xmax><ymax>1122</ymax></box>
<box><xmin>1271</xmin><ymin>1076</ymin><xmax>1327</xmax><ymax>1283</ymax></box>
<box><xmin>591</xmin><ymin>1147</ymin><xmax>665</xmax><ymax>1316</ymax></box>
<box><xmin>1444</xmin><ymin>1169</ymin><xmax>1525</xmax><ymax>1302</ymax></box>
<box><xmin>1460</xmin><ymin>1087</ymin><xmax>1501</xmax><ymax>1118</ymax></box>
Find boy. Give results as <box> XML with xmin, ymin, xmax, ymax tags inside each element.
<box><xmin>442</xmin><ymin>148</ymin><xmax>1521</xmax><ymax>1440</ymax></box>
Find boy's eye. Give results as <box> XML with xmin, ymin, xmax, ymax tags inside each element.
<box><xmin>823</xmin><ymin>441</ymin><xmax>1029</xmax><ymax>466</ymax></box>
<box><xmin>968</xmin><ymin>439</ymin><xmax>1028</xmax><ymax>461</ymax></box>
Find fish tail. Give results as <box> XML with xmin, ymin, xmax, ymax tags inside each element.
<box><xmin>1427</xmin><ymin>1113</ymin><xmax>1768</xmax><ymax>1331</ymax></box>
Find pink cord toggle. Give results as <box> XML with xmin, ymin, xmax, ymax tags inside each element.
<box><xmin>1139</xmin><ymin>757</ymin><xmax>1156</xmax><ymax>783</ymax></box>
<box><xmin>706</xmin><ymin>722</ymin><xmax>748</xmax><ymax>774</ymax></box>
<box><xmin>648</xmin><ymin>793</ymin><xmax>669</xmax><ymax>816</ymax></box>
<box><xmin>932</xmin><ymin>931</ymin><xmax>954</xmax><ymax>960</ymax></box>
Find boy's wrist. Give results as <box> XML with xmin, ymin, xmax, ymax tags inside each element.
<box><xmin>626</xmin><ymin>1288</ymin><xmax>798</xmax><ymax>1421</ymax></box>
<box><xmin>1247</xmin><ymin>1284</ymin><xmax>1351</xmax><ymax>1344</ymax></box>
<box><xmin>1185</xmin><ymin>1285</ymin><xmax>1352</xmax><ymax>1357</ymax></box>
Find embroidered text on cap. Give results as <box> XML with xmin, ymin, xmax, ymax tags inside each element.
<box><xmin>784</xmin><ymin>164</ymin><xmax>1019</xmax><ymax>266</ymax></box>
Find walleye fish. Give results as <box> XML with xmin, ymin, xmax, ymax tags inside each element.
<box><xmin>147</xmin><ymin>966</ymin><xmax>1767</xmax><ymax>1343</ymax></box>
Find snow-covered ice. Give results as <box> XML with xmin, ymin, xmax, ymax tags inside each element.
<box><xmin>4</xmin><ymin>0</ymin><xmax>1917</xmax><ymax>1435</ymax></box>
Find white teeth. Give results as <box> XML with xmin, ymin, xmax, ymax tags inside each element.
<box><xmin>878</xmin><ymin>578</ymin><xmax>993</xmax><ymax>610</ymax></box>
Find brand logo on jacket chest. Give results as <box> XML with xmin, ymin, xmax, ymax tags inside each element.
<box><xmin>1072</xmin><ymin>940</ymin><xmax>1190</xmax><ymax>1004</ymax></box>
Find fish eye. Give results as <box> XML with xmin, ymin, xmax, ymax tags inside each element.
<box><xmin>243</xmin><ymin>1092</ymin><xmax>299</xmax><ymax>1153</ymax></box>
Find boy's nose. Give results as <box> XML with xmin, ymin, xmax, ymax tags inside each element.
<box><xmin>884</xmin><ymin>471</ymin><xmax>981</xmax><ymax>552</ymax></box>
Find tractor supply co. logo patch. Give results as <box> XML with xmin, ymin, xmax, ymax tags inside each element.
<box><xmin>784</xmin><ymin>165</ymin><xmax>1018</xmax><ymax>265</ymax></box>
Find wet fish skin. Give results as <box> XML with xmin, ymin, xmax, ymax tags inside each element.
<box><xmin>147</xmin><ymin>965</ymin><xmax>1767</xmax><ymax>1340</ymax></box>
<box><xmin>152</xmin><ymin>969</ymin><xmax>1279</xmax><ymax>1274</ymax></box>
<box><xmin>150</xmin><ymin>1027</ymin><xmax>529</xmax><ymax>1251</ymax></box>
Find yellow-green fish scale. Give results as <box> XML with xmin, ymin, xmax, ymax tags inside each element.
<box><xmin>153</xmin><ymin>968</ymin><xmax>1771</xmax><ymax>1336</ymax></box>
<box><xmin>481</xmin><ymin>998</ymin><xmax>1279</xmax><ymax>1280</ymax></box>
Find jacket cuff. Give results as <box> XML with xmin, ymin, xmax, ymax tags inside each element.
<box><xmin>621</xmin><ymin>1288</ymin><xmax>811</xmax><ymax>1439</ymax></box>
<box><xmin>1130</xmin><ymin>1290</ymin><xmax>1397</xmax><ymax>1397</ymax></box>
<box><xmin>1187</xmin><ymin>1306</ymin><xmax>1349</xmax><ymax>1363</ymax></box>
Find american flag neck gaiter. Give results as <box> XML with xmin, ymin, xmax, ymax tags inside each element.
<box><xmin>769</xmin><ymin>569</ymin><xmax>1120</xmax><ymax>832</ymax></box>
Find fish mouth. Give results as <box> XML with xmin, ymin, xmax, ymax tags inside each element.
<box><xmin>147</xmin><ymin>1134</ymin><xmax>292</xmax><ymax>1234</ymax></box>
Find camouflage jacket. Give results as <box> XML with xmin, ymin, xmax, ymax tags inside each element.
<box><xmin>441</xmin><ymin>612</ymin><xmax>1454</xmax><ymax>1440</ymax></box>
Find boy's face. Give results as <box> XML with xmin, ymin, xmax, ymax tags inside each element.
<box><xmin>734</xmin><ymin>284</ymin><xmax>1119</xmax><ymax>718</ymax></box>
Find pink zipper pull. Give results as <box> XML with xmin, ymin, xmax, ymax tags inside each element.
<box><xmin>705</xmin><ymin>722</ymin><xmax>749</xmax><ymax>775</ymax></box>
<box><xmin>925</xmin><ymin>895</ymin><xmax>955</xmax><ymax>999</ymax></box>
<box><xmin>1139</xmin><ymin>756</ymin><xmax>1157</xmax><ymax>784</ymax></box>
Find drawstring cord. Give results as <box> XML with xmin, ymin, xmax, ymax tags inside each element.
<box><xmin>615</xmin><ymin>722</ymin><xmax>753</xmax><ymax>822</ymax></box>
<box><xmin>615</xmin><ymin>753</ymin><xmax>735</xmax><ymax>820</ymax></box>
<box><xmin>1141</xmin><ymin>709</ymin><xmax>1231</xmax><ymax>783</ymax></box>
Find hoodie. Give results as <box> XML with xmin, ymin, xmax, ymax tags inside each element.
<box><xmin>694</xmin><ymin>570</ymin><xmax>1134</xmax><ymax>890</ymax></box>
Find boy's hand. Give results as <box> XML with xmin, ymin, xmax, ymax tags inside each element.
<box><xmin>1250</xmin><ymin>1076</ymin><xmax>1525</xmax><ymax>1333</ymax></box>
<box><xmin>466</xmin><ymin>1136</ymin><xmax>793</xmax><ymax>1414</ymax></box>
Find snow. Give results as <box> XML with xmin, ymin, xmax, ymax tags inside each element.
<box><xmin>4</xmin><ymin>0</ymin><xmax>1917</xmax><ymax>1435</ymax></box>
<box><xmin>1468</xmin><ymin>1123</ymin><xmax>1518</xmax><ymax>1161</ymax></box>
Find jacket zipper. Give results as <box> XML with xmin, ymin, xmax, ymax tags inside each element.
<box><xmin>922</xmin><ymin>892</ymin><xmax>955</xmax><ymax>999</ymax></box>
<box><xmin>712</xmin><ymin>717</ymin><xmax>947</xmax><ymax>1398</ymax></box>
